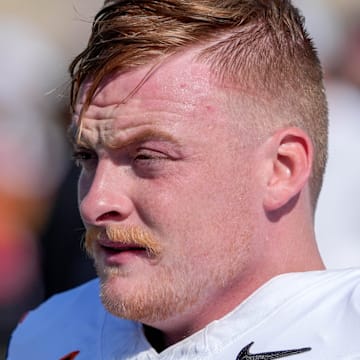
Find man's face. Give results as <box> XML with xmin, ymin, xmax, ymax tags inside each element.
<box><xmin>73</xmin><ymin>51</ymin><xmax>265</xmax><ymax>330</ymax></box>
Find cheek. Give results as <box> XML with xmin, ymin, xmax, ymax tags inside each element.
<box><xmin>134</xmin><ymin>150</ymin><xmax>259</xmax><ymax>243</ymax></box>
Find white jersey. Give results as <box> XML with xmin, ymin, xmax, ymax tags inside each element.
<box><xmin>7</xmin><ymin>269</ymin><xmax>360</xmax><ymax>360</ymax></box>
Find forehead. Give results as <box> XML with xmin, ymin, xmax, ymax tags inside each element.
<box><xmin>76</xmin><ymin>51</ymin><xmax>218</xmax><ymax>118</ymax></box>
<box><xmin>78</xmin><ymin>52</ymin><xmax>214</xmax><ymax>105</ymax></box>
<box><xmin>70</xmin><ymin>50</ymin><xmax>238</xmax><ymax>149</ymax></box>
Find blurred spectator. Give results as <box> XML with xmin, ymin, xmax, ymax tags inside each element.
<box><xmin>316</xmin><ymin>81</ymin><xmax>360</xmax><ymax>268</ymax></box>
<box><xmin>40</xmin><ymin>162</ymin><xmax>96</xmax><ymax>300</ymax></box>
<box><xmin>0</xmin><ymin>3</ymin><xmax>106</xmax><ymax>357</ymax></box>
<box><xmin>295</xmin><ymin>0</ymin><xmax>360</xmax><ymax>268</ymax></box>
<box><xmin>333</xmin><ymin>21</ymin><xmax>360</xmax><ymax>88</ymax></box>
<box><xmin>294</xmin><ymin>0</ymin><xmax>345</xmax><ymax>68</ymax></box>
<box><xmin>0</xmin><ymin>17</ymin><xmax>68</xmax><ymax>351</ymax></box>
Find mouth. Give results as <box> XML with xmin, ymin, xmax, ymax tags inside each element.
<box><xmin>100</xmin><ymin>243</ymin><xmax>147</xmax><ymax>255</ymax></box>
<box><xmin>95</xmin><ymin>238</ymin><xmax>150</xmax><ymax>265</ymax></box>
<box><xmin>87</xmin><ymin>228</ymin><xmax>163</xmax><ymax>266</ymax></box>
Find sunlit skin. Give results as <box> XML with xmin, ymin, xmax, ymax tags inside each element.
<box><xmin>71</xmin><ymin>49</ymin><xmax>324</xmax><ymax>348</ymax></box>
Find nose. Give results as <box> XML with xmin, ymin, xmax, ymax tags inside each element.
<box><xmin>78</xmin><ymin>161</ymin><xmax>134</xmax><ymax>226</ymax></box>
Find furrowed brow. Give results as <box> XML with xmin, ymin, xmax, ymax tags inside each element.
<box><xmin>67</xmin><ymin>124</ymin><xmax>180</xmax><ymax>150</ymax></box>
<box><xmin>107</xmin><ymin>128</ymin><xmax>180</xmax><ymax>149</ymax></box>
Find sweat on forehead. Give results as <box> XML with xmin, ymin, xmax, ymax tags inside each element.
<box><xmin>75</xmin><ymin>51</ymin><xmax>215</xmax><ymax>115</ymax></box>
<box><xmin>70</xmin><ymin>51</ymin><xmax>230</xmax><ymax>145</ymax></box>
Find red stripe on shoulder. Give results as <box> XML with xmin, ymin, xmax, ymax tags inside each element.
<box><xmin>59</xmin><ymin>350</ymin><xmax>80</xmax><ymax>360</ymax></box>
<box><xmin>18</xmin><ymin>311</ymin><xmax>29</xmax><ymax>324</ymax></box>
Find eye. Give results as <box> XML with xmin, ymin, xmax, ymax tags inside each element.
<box><xmin>72</xmin><ymin>149</ymin><xmax>97</xmax><ymax>168</ymax></box>
<box><xmin>132</xmin><ymin>149</ymin><xmax>169</xmax><ymax>174</ymax></box>
<box><xmin>134</xmin><ymin>149</ymin><xmax>167</xmax><ymax>162</ymax></box>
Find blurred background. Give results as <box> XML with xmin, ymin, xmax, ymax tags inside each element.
<box><xmin>0</xmin><ymin>1</ymin><xmax>101</xmax><ymax>357</ymax></box>
<box><xmin>0</xmin><ymin>0</ymin><xmax>359</xmax><ymax>357</ymax></box>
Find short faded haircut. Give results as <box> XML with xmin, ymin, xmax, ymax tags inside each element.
<box><xmin>69</xmin><ymin>0</ymin><xmax>328</xmax><ymax>208</ymax></box>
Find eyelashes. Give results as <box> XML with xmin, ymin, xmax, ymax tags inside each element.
<box><xmin>72</xmin><ymin>149</ymin><xmax>97</xmax><ymax>168</ymax></box>
<box><xmin>72</xmin><ymin>147</ymin><xmax>172</xmax><ymax>175</ymax></box>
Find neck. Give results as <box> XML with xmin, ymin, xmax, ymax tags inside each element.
<box><xmin>142</xmin><ymin>265</ymin><xmax>288</xmax><ymax>350</ymax></box>
<box><xmin>143</xmin><ymin>325</ymin><xmax>167</xmax><ymax>352</ymax></box>
<box><xmin>143</xmin><ymin>206</ymin><xmax>325</xmax><ymax>350</ymax></box>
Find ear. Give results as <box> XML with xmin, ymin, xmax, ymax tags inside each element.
<box><xmin>263</xmin><ymin>127</ymin><xmax>313</xmax><ymax>212</ymax></box>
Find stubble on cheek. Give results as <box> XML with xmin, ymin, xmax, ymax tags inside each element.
<box><xmin>99</xmin><ymin>262</ymin><xmax>204</xmax><ymax>324</ymax></box>
<box><xmin>83</xmin><ymin>218</ymin><xmax>254</xmax><ymax>326</ymax></box>
<box><xmin>83</xmin><ymin>224</ymin><xmax>198</xmax><ymax>322</ymax></box>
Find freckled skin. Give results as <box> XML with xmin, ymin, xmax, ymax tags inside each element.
<box><xmin>73</xmin><ymin>50</ymin><xmax>323</xmax><ymax>345</ymax></box>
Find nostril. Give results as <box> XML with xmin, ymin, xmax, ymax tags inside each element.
<box><xmin>96</xmin><ymin>211</ymin><xmax>122</xmax><ymax>222</ymax></box>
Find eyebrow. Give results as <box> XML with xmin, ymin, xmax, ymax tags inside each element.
<box><xmin>67</xmin><ymin>123</ymin><xmax>180</xmax><ymax>150</ymax></box>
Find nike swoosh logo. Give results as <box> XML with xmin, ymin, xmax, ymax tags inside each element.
<box><xmin>236</xmin><ymin>342</ymin><xmax>311</xmax><ymax>359</ymax></box>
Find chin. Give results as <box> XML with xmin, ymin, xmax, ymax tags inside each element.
<box><xmin>97</xmin><ymin>264</ymin><xmax>198</xmax><ymax>324</ymax></box>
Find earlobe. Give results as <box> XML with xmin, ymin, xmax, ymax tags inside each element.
<box><xmin>263</xmin><ymin>128</ymin><xmax>313</xmax><ymax>212</ymax></box>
